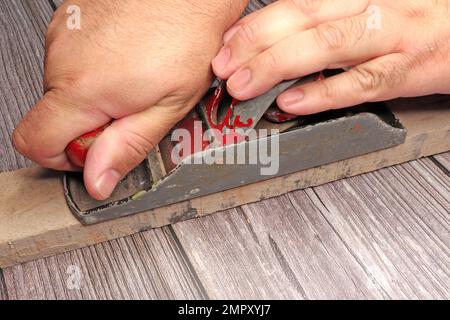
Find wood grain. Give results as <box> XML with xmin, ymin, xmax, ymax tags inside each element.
<box><xmin>51</xmin><ymin>0</ymin><xmax>64</xmax><ymax>8</ymax></box>
<box><xmin>434</xmin><ymin>152</ymin><xmax>450</xmax><ymax>172</ymax></box>
<box><xmin>0</xmin><ymin>0</ymin><xmax>52</xmax><ymax>171</ymax></box>
<box><xmin>173</xmin><ymin>158</ymin><xmax>449</xmax><ymax>299</ymax></box>
<box><xmin>311</xmin><ymin>158</ymin><xmax>449</xmax><ymax>299</ymax></box>
<box><xmin>0</xmin><ymin>0</ymin><xmax>54</xmax><ymax>300</ymax></box>
<box><xmin>2</xmin><ymin>228</ymin><xmax>206</xmax><ymax>299</ymax></box>
<box><xmin>0</xmin><ymin>271</ymin><xmax>7</xmax><ymax>300</ymax></box>
<box><xmin>3</xmin><ymin>157</ymin><xmax>447</xmax><ymax>299</ymax></box>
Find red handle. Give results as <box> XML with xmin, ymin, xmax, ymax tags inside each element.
<box><xmin>66</xmin><ymin>125</ymin><xmax>109</xmax><ymax>167</ymax></box>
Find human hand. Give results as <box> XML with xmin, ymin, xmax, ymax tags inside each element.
<box><xmin>212</xmin><ymin>0</ymin><xmax>450</xmax><ymax>115</ymax></box>
<box><xmin>13</xmin><ymin>0</ymin><xmax>247</xmax><ymax>200</ymax></box>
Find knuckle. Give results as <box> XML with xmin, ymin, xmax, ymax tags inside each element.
<box><xmin>351</xmin><ymin>65</ymin><xmax>384</xmax><ymax>92</ymax></box>
<box><xmin>263</xmin><ymin>50</ymin><xmax>282</xmax><ymax>70</ymax></box>
<box><xmin>345</xmin><ymin>18</ymin><xmax>367</xmax><ymax>44</ymax></box>
<box><xmin>237</xmin><ymin>20</ymin><xmax>261</xmax><ymax>44</ymax></box>
<box><xmin>425</xmin><ymin>39</ymin><xmax>450</xmax><ymax>65</ymax></box>
<box><xmin>124</xmin><ymin>130</ymin><xmax>156</xmax><ymax>164</ymax></box>
<box><xmin>286</xmin><ymin>0</ymin><xmax>322</xmax><ymax>15</ymax></box>
<box><xmin>404</xmin><ymin>4</ymin><xmax>428</xmax><ymax>19</ymax></box>
<box><xmin>314</xmin><ymin>23</ymin><xmax>347</xmax><ymax>51</ymax></box>
<box><xmin>12</xmin><ymin>126</ymin><xmax>30</xmax><ymax>157</ymax></box>
<box><xmin>317</xmin><ymin>80</ymin><xmax>339</xmax><ymax>106</ymax></box>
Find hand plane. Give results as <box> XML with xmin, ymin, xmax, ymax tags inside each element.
<box><xmin>64</xmin><ymin>71</ymin><xmax>407</xmax><ymax>225</ymax></box>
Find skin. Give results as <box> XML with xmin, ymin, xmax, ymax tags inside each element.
<box><xmin>14</xmin><ymin>0</ymin><xmax>450</xmax><ymax>200</ymax></box>
<box><xmin>213</xmin><ymin>0</ymin><xmax>450</xmax><ymax>115</ymax></box>
<box><xmin>13</xmin><ymin>0</ymin><xmax>248</xmax><ymax>200</ymax></box>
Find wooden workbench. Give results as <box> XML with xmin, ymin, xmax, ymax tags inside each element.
<box><xmin>0</xmin><ymin>0</ymin><xmax>449</xmax><ymax>299</ymax></box>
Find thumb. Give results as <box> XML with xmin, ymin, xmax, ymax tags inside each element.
<box><xmin>83</xmin><ymin>105</ymin><xmax>184</xmax><ymax>200</ymax></box>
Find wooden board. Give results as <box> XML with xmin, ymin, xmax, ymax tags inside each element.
<box><xmin>2</xmin><ymin>156</ymin><xmax>448</xmax><ymax>299</ymax></box>
<box><xmin>0</xmin><ymin>96</ymin><xmax>449</xmax><ymax>268</ymax></box>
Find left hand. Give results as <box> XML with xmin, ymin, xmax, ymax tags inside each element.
<box><xmin>212</xmin><ymin>0</ymin><xmax>450</xmax><ymax>115</ymax></box>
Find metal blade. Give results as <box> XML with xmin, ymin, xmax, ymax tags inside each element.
<box><xmin>232</xmin><ymin>74</ymin><xmax>321</xmax><ymax>132</ymax></box>
<box><xmin>231</xmin><ymin>79</ymin><xmax>300</xmax><ymax>132</ymax></box>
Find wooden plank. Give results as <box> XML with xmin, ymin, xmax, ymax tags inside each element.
<box><xmin>0</xmin><ymin>0</ymin><xmax>52</xmax><ymax>171</ymax></box>
<box><xmin>434</xmin><ymin>152</ymin><xmax>450</xmax><ymax>172</ymax></box>
<box><xmin>172</xmin><ymin>159</ymin><xmax>449</xmax><ymax>299</ymax></box>
<box><xmin>0</xmin><ymin>96</ymin><xmax>449</xmax><ymax>267</ymax></box>
<box><xmin>2</xmin><ymin>228</ymin><xmax>206</xmax><ymax>299</ymax></box>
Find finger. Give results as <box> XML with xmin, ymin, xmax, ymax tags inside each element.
<box><xmin>223</xmin><ymin>6</ymin><xmax>263</xmax><ymax>42</ymax></box>
<box><xmin>83</xmin><ymin>105</ymin><xmax>186</xmax><ymax>200</ymax></box>
<box><xmin>12</xmin><ymin>90</ymin><xmax>111</xmax><ymax>171</ymax></box>
<box><xmin>226</xmin><ymin>12</ymin><xmax>400</xmax><ymax>101</ymax></box>
<box><xmin>277</xmin><ymin>52</ymin><xmax>428</xmax><ymax>115</ymax></box>
<box><xmin>213</xmin><ymin>0</ymin><xmax>370</xmax><ymax>79</ymax></box>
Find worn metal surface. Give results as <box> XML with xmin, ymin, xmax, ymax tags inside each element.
<box><xmin>65</xmin><ymin>105</ymin><xmax>407</xmax><ymax>225</ymax></box>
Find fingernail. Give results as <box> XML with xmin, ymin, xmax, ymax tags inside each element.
<box><xmin>212</xmin><ymin>47</ymin><xmax>231</xmax><ymax>73</ymax></box>
<box><xmin>95</xmin><ymin>169</ymin><xmax>121</xmax><ymax>199</ymax></box>
<box><xmin>228</xmin><ymin>69</ymin><xmax>252</xmax><ymax>93</ymax></box>
<box><xmin>279</xmin><ymin>90</ymin><xmax>305</xmax><ymax>109</ymax></box>
<box><xmin>223</xmin><ymin>25</ymin><xmax>241</xmax><ymax>43</ymax></box>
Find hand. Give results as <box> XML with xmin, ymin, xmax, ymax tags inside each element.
<box><xmin>212</xmin><ymin>0</ymin><xmax>450</xmax><ymax>115</ymax></box>
<box><xmin>13</xmin><ymin>0</ymin><xmax>247</xmax><ymax>200</ymax></box>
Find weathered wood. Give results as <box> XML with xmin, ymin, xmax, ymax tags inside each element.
<box><xmin>1</xmin><ymin>96</ymin><xmax>449</xmax><ymax>268</ymax></box>
<box><xmin>173</xmin><ymin>158</ymin><xmax>449</xmax><ymax>299</ymax></box>
<box><xmin>0</xmin><ymin>0</ymin><xmax>52</xmax><ymax>171</ymax></box>
<box><xmin>2</xmin><ymin>227</ymin><xmax>206</xmax><ymax>299</ymax></box>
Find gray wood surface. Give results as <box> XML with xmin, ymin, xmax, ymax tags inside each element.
<box><xmin>3</xmin><ymin>228</ymin><xmax>206</xmax><ymax>299</ymax></box>
<box><xmin>173</xmin><ymin>157</ymin><xmax>449</xmax><ymax>299</ymax></box>
<box><xmin>0</xmin><ymin>0</ymin><xmax>51</xmax><ymax>171</ymax></box>
<box><xmin>0</xmin><ymin>0</ymin><xmax>449</xmax><ymax>300</ymax></box>
<box><xmin>434</xmin><ymin>152</ymin><xmax>450</xmax><ymax>172</ymax></box>
<box><xmin>0</xmin><ymin>271</ymin><xmax>7</xmax><ymax>300</ymax></box>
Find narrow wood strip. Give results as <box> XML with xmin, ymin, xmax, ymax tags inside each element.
<box><xmin>2</xmin><ymin>227</ymin><xmax>205</xmax><ymax>299</ymax></box>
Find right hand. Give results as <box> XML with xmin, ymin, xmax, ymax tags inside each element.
<box><xmin>13</xmin><ymin>0</ymin><xmax>246</xmax><ymax>200</ymax></box>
